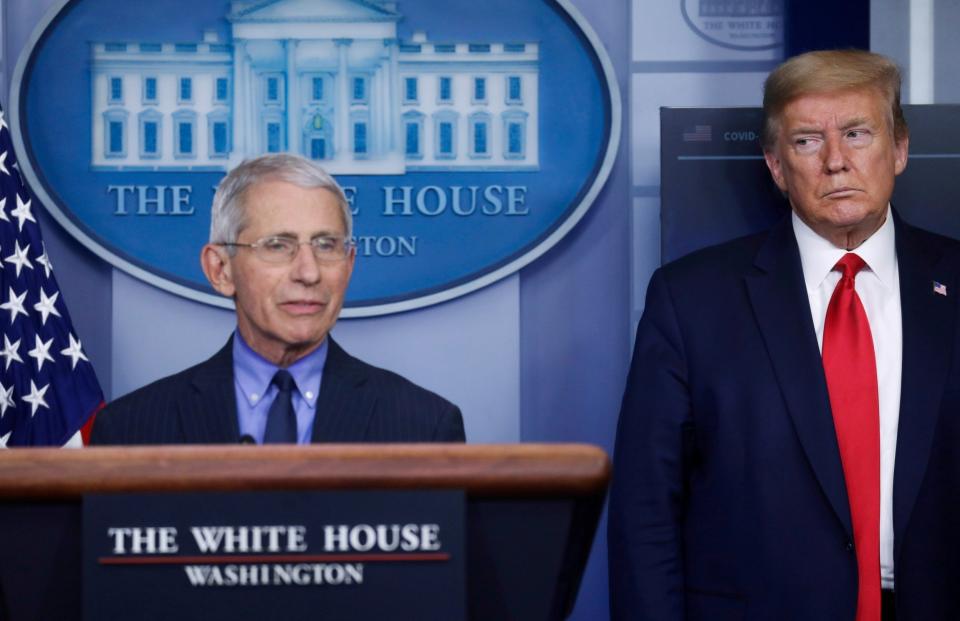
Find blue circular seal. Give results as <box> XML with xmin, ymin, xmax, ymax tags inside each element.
<box><xmin>11</xmin><ymin>0</ymin><xmax>620</xmax><ymax>316</ymax></box>
<box><xmin>680</xmin><ymin>0</ymin><xmax>783</xmax><ymax>52</ymax></box>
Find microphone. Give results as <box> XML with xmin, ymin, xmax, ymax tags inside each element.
<box><xmin>239</xmin><ymin>434</ymin><xmax>257</xmax><ymax>445</ymax></box>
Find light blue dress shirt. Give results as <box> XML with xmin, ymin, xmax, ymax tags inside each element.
<box><xmin>232</xmin><ymin>332</ymin><xmax>328</xmax><ymax>444</ymax></box>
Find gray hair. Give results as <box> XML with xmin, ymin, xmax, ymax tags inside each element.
<box><xmin>209</xmin><ymin>154</ymin><xmax>352</xmax><ymax>247</ymax></box>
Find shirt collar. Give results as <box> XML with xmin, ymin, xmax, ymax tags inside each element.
<box><xmin>233</xmin><ymin>331</ymin><xmax>328</xmax><ymax>408</ymax></box>
<box><xmin>792</xmin><ymin>204</ymin><xmax>897</xmax><ymax>293</ymax></box>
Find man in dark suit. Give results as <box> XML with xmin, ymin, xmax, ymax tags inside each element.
<box><xmin>92</xmin><ymin>154</ymin><xmax>464</xmax><ymax>445</ymax></box>
<box><xmin>609</xmin><ymin>50</ymin><xmax>960</xmax><ymax>621</ymax></box>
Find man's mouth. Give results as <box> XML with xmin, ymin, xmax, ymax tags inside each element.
<box><xmin>281</xmin><ymin>300</ymin><xmax>327</xmax><ymax>314</ymax></box>
<box><xmin>823</xmin><ymin>187</ymin><xmax>860</xmax><ymax>199</ymax></box>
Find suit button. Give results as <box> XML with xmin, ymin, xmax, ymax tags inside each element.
<box><xmin>845</xmin><ymin>540</ymin><xmax>854</xmax><ymax>552</ymax></box>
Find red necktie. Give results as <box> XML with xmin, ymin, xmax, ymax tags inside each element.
<box><xmin>822</xmin><ymin>253</ymin><xmax>881</xmax><ymax>621</ymax></box>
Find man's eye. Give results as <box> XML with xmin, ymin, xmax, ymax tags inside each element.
<box><xmin>846</xmin><ymin>129</ymin><xmax>873</xmax><ymax>144</ymax></box>
<box><xmin>794</xmin><ymin>137</ymin><xmax>820</xmax><ymax>153</ymax></box>
<box><xmin>262</xmin><ymin>238</ymin><xmax>294</xmax><ymax>253</ymax></box>
<box><xmin>312</xmin><ymin>237</ymin><xmax>338</xmax><ymax>252</ymax></box>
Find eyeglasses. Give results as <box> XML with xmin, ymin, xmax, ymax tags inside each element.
<box><xmin>219</xmin><ymin>235</ymin><xmax>356</xmax><ymax>264</ymax></box>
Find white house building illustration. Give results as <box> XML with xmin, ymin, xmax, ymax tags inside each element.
<box><xmin>90</xmin><ymin>0</ymin><xmax>540</xmax><ymax>174</ymax></box>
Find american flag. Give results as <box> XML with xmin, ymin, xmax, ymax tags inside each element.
<box><xmin>0</xmin><ymin>103</ymin><xmax>103</xmax><ymax>447</ymax></box>
<box><xmin>682</xmin><ymin>125</ymin><xmax>712</xmax><ymax>142</ymax></box>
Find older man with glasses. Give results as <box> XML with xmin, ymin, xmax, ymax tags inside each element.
<box><xmin>92</xmin><ymin>154</ymin><xmax>464</xmax><ymax>445</ymax></box>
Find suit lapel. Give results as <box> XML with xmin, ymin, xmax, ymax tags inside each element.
<box><xmin>744</xmin><ymin>217</ymin><xmax>853</xmax><ymax>535</ymax></box>
<box><xmin>181</xmin><ymin>338</ymin><xmax>240</xmax><ymax>443</ymax></box>
<box><xmin>311</xmin><ymin>337</ymin><xmax>377</xmax><ymax>442</ymax></box>
<box><xmin>892</xmin><ymin>215</ymin><xmax>954</xmax><ymax>560</ymax></box>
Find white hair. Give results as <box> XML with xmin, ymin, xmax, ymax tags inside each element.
<box><xmin>209</xmin><ymin>154</ymin><xmax>352</xmax><ymax>248</ymax></box>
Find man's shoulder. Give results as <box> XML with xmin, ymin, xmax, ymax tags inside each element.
<box><xmin>325</xmin><ymin>339</ymin><xmax>465</xmax><ymax>441</ymax></box>
<box><xmin>90</xmin><ymin>342</ymin><xmax>231</xmax><ymax>444</ymax></box>
<box><xmin>899</xmin><ymin>217</ymin><xmax>960</xmax><ymax>256</ymax></box>
<box><xmin>106</xmin><ymin>360</ymin><xmax>209</xmax><ymax>412</ymax></box>
<box><xmin>330</xmin><ymin>342</ymin><xmax>458</xmax><ymax>412</ymax></box>
<box><xmin>658</xmin><ymin>227</ymin><xmax>774</xmax><ymax>284</ymax></box>
<box><xmin>110</xmin><ymin>342</ymin><xmax>230</xmax><ymax>410</ymax></box>
<box><xmin>891</xmin><ymin>213</ymin><xmax>960</xmax><ymax>286</ymax></box>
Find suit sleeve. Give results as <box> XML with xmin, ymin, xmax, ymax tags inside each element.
<box><xmin>432</xmin><ymin>404</ymin><xmax>466</xmax><ymax>442</ymax></box>
<box><xmin>88</xmin><ymin>405</ymin><xmax>121</xmax><ymax>445</ymax></box>
<box><xmin>608</xmin><ymin>268</ymin><xmax>693</xmax><ymax>621</ymax></box>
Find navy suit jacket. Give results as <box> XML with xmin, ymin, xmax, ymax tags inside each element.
<box><xmin>90</xmin><ymin>337</ymin><xmax>465</xmax><ymax>444</ymax></box>
<box><xmin>609</xmin><ymin>213</ymin><xmax>960</xmax><ymax>621</ymax></box>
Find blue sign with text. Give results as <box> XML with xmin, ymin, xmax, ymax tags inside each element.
<box><xmin>12</xmin><ymin>0</ymin><xmax>619</xmax><ymax>315</ymax></box>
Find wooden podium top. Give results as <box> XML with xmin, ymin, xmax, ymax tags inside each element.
<box><xmin>0</xmin><ymin>443</ymin><xmax>610</xmax><ymax>499</ymax></box>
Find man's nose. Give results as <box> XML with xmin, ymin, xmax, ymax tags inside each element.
<box><xmin>822</xmin><ymin>133</ymin><xmax>849</xmax><ymax>173</ymax></box>
<box><xmin>289</xmin><ymin>243</ymin><xmax>322</xmax><ymax>283</ymax></box>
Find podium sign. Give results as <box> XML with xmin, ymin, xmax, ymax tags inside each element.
<box><xmin>83</xmin><ymin>490</ymin><xmax>465</xmax><ymax>621</ymax></box>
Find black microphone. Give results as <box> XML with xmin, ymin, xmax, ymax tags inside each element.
<box><xmin>239</xmin><ymin>434</ymin><xmax>257</xmax><ymax>445</ymax></box>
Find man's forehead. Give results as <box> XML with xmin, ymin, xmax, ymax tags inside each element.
<box><xmin>780</xmin><ymin>89</ymin><xmax>890</xmax><ymax>127</ymax></box>
<box><xmin>238</xmin><ymin>184</ymin><xmax>345</xmax><ymax>237</ymax></box>
<box><xmin>243</xmin><ymin>178</ymin><xmax>334</xmax><ymax>202</ymax></box>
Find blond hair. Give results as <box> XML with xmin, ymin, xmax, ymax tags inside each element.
<box><xmin>761</xmin><ymin>49</ymin><xmax>907</xmax><ymax>151</ymax></box>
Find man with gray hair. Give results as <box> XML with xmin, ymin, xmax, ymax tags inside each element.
<box><xmin>610</xmin><ymin>50</ymin><xmax>960</xmax><ymax>621</ymax></box>
<box><xmin>92</xmin><ymin>154</ymin><xmax>464</xmax><ymax>445</ymax></box>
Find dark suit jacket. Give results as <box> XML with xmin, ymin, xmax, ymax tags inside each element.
<box><xmin>90</xmin><ymin>337</ymin><xmax>465</xmax><ymax>444</ymax></box>
<box><xmin>608</xmin><ymin>213</ymin><xmax>960</xmax><ymax>621</ymax></box>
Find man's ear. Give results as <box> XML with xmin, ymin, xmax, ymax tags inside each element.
<box><xmin>201</xmin><ymin>244</ymin><xmax>236</xmax><ymax>297</ymax></box>
<box><xmin>894</xmin><ymin>132</ymin><xmax>909</xmax><ymax>176</ymax></box>
<box><xmin>763</xmin><ymin>148</ymin><xmax>788</xmax><ymax>193</ymax></box>
<box><xmin>345</xmin><ymin>246</ymin><xmax>356</xmax><ymax>281</ymax></box>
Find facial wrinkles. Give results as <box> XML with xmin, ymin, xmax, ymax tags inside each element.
<box><xmin>225</xmin><ymin>182</ymin><xmax>352</xmax><ymax>367</ymax></box>
<box><xmin>769</xmin><ymin>89</ymin><xmax>903</xmax><ymax>251</ymax></box>
<box><xmin>286</xmin><ymin>247</ymin><xmax>325</xmax><ymax>295</ymax></box>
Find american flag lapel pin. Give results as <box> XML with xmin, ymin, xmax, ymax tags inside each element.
<box><xmin>933</xmin><ymin>281</ymin><xmax>948</xmax><ymax>296</ymax></box>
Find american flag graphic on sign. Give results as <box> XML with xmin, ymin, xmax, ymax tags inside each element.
<box><xmin>682</xmin><ymin>125</ymin><xmax>712</xmax><ymax>142</ymax></box>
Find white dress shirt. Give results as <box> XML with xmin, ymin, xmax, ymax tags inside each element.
<box><xmin>792</xmin><ymin>207</ymin><xmax>901</xmax><ymax>590</ymax></box>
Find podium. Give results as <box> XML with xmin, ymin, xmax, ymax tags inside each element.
<box><xmin>0</xmin><ymin>444</ymin><xmax>609</xmax><ymax>620</ymax></box>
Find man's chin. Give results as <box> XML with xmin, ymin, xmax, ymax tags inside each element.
<box><xmin>285</xmin><ymin>327</ymin><xmax>331</xmax><ymax>348</ymax></box>
<box><xmin>830</xmin><ymin>210</ymin><xmax>885</xmax><ymax>232</ymax></box>
<box><xmin>272</xmin><ymin>334</ymin><xmax>330</xmax><ymax>364</ymax></box>
<box><xmin>810</xmin><ymin>199</ymin><xmax>883</xmax><ymax>228</ymax></box>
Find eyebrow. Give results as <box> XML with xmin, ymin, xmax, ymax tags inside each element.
<box><xmin>789</xmin><ymin>116</ymin><xmax>874</xmax><ymax>136</ymax></box>
<box><xmin>263</xmin><ymin>229</ymin><xmax>342</xmax><ymax>239</ymax></box>
<box><xmin>788</xmin><ymin>125</ymin><xmax>824</xmax><ymax>136</ymax></box>
<box><xmin>838</xmin><ymin>116</ymin><xmax>871</xmax><ymax>131</ymax></box>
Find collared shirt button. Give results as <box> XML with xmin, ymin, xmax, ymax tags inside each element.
<box><xmin>305</xmin><ymin>391</ymin><xmax>314</xmax><ymax>400</ymax></box>
<box><xmin>251</xmin><ymin>393</ymin><xmax>259</xmax><ymax>402</ymax></box>
<box><xmin>845</xmin><ymin>540</ymin><xmax>854</xmax><ymax>552</ymax></box>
